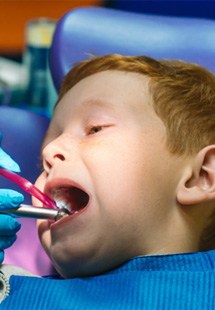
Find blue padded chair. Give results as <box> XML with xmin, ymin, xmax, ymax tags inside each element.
<box><xmin>49</xmin><ymin>6</ymin><xmax>215</xmax><ymax>92</ymax></box>
<box><xmin>0</xmin><ymin>106</ymin><xmax>55</xmax><ymax>276</ymax></box>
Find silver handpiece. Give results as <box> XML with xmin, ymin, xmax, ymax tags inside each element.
<box><xmin>1</xmin><ymin>204</ymin><xmax>70</xmax><ymax>221</ymax></box>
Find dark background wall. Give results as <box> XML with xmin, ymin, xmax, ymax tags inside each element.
<box><xmin>105</xmin><ymin>1</ymin><xmax>215</xmax><ymax>20</ymax></box>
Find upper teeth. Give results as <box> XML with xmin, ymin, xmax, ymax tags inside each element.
<box><xmin>55</xmin><ymin>199</ymin><xmax>68</xmax><ymax>209</ymax></box>
<box><xmin>54</xmin><ymin>197</ymin><xmax>73</xmax><ymax>211</ymax></box>
<box><xmin>52</xmin><ymin>187</ymin><xmax>72</xmax><ymax>211</ymax></box>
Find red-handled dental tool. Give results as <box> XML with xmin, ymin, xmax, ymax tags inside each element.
<box><xmin>0</xmin><ymin>167</ymin><xmax>57</xmax><ymax>209</ymax></box>
<box><xmin>0</xmin><ymin>167</ymin><xmax>70</xmax><ymax>220</ymax></box>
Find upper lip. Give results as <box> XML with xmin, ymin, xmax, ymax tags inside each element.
<box><xmin>44</xmin><ymin>178</ymin><xmax>90</xmax><ymax>213</ymax></box>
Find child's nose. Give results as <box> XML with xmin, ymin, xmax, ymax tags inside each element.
<box><xmin>53</xmin><ymin>154</ymin><xmax>65</xmax><ymax>161</ymax></box>
<box><xmin>43</xmin><ymin>151</ymin><xmax>66</xmax><ymax>172</ymax></box>
<box><xmin>42</xmin><ymin>139</ymin><xmax>69</xmax><ymax>172</ymax></box>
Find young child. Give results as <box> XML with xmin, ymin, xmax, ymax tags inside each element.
<box><xmin>0</xmin><ymin>54</ymin><xmax>215</xmax><ymax>309</ymax></box>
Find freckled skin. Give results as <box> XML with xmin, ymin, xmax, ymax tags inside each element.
<box><xmin>33</xmin><ymin>71</ymin><xmax>191</xmax><ymax>278</ymax></box>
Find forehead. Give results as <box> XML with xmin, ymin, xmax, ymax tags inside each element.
<box><xmin>54</xmin><ymin>70</ymin><xmax>151</xmax><ymax>115</ymax></box>
<box><xmin>41</xmin><ymin>70</ymin><xmax>164</xmax><ymax>151</ymax></box>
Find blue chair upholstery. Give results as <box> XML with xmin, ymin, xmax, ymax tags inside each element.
<box><xmin>49</xmin><ymin>6</ymin><xmax>215</xmax><ymax>91</ymax></box>
<box><xmin>0</xmin><ymin>106</ymin><xmax>54</xmax><ymax>276</ymax></box>
<box><xmin>0</xmin><ymin>106</ymin><xmax>49</xmax><ymax>195</ymax></box>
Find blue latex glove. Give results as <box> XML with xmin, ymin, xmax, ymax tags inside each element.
<box><xmin>0</xmin><ymin>133</ymin><xmax>24</xmax><ymax>263</ymax></box>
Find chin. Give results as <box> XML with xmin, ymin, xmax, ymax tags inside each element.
<box><xmin>53</xmin><ymin>260</ymin><xmax>114</xmax><ymax>279</ymax></box>
<box><xmin>51</xmin><ymin>256</ymin><xmax>103</xmax><ymax>279</ymax></box>
<box><xmin>49</xmin><ymin>241</ymin><xmax>128</xmax><ymax>279</ymax></box>
<box><xmin>48</xmin><ymin>245</ymin><xmax>103</xmax><ymax>278</ymax></box>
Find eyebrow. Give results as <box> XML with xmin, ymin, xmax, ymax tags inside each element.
<box><xmin>78</xmin><ymin>98</ymin><xmax>117</xmax><ymax>111</ymax></box>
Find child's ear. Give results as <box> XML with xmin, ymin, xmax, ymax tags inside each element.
<box><xmin>177</xmin><ymin>145</ymin><xmax>215</xmax><ymax>205</ymax></box>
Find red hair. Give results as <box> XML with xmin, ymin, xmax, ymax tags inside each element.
<box><xmin>58</xmin><ymin>54</ymin><xmax>215</xmax><ymax>156</ymax></box>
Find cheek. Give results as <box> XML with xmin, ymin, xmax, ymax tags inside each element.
<box><xmin>88</xmin><ymin>137</ymin><xmax>167</xmax><ymax>216</ymax></box>
<box><xmin>87</xmin><ymin>140</ymin><xmax>147</xmax><ymax>208</ymax></box>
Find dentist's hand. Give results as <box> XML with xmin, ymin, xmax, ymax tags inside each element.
<box><xmin>0</xmin><ymin>134</ymin><xmax>24</xmax><ymax>263</ymax></box>
<box><xmin>0</xmin><ymin>190</ymin><xmax>23</xmax><ymax>264</ymax></box>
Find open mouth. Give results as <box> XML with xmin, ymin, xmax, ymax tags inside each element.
<box><xmin>51</xmin><ymin>186</ymin><xmax>90</xmax><ymax>215</ymax></box>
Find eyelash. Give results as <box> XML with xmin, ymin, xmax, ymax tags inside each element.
<box><xmin>87</xmin><ymin>125</ymin><xmax>105</xmax><ymax>135</ymax></box>
<box><xmin>87</xmin><ymin>124</ymin><xmax>112</xmax><ymax>136</ymax></box>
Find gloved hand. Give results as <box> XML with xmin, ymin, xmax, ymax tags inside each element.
<box><xmin>0</xmin><ymin>133</ymin><xmax>24</xmax><ymax>264</ymax></box>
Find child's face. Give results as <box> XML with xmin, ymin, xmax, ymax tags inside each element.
<box><xmin>35</xmin><ymin>71</ymin><xmax>186</xmax><ymax>278</ymax></box>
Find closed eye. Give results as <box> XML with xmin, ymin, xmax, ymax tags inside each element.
<box><xmin>87</xmin><ymin>124</ymin><xmax>113</xmax><ymax>136</ymax></box>
<box><xmin>88</xmin><ymin>125</ymin><xmax>103</xmax><ymax>135</ymax></box>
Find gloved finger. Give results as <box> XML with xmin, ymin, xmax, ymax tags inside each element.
<box><xmin>0</xmin><ymin>189</ymin><xmax>24</xmax><ymax>210</ymax></box>
<box><xmin>0</xmin><ymin>235</ymin><xmax>17</xmax><ymax>250</ymax></box>
<box><xmin>0</xmin><ymin>215</ymin><xmax>21</xmax><ymax>235</ymax></box>
<box><xmin>0</xmin><ymin>147</ymin><xmax>20</xmax><ymax>172</ymax></box>
<box><xmin>0</xmin><ymin>250</ymin><xmax>4</xmax><ymax>264</ymax></box>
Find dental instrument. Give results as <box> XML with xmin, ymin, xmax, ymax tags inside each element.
<box><xmin>0</xmin><ymin>167</ymin><xmax>70</xmax><ymax>220</ymax></box>
<box><xmin>1</xmin><ymin>204</ymin><xmax>69</xmax><ymax>220</ymax></box>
